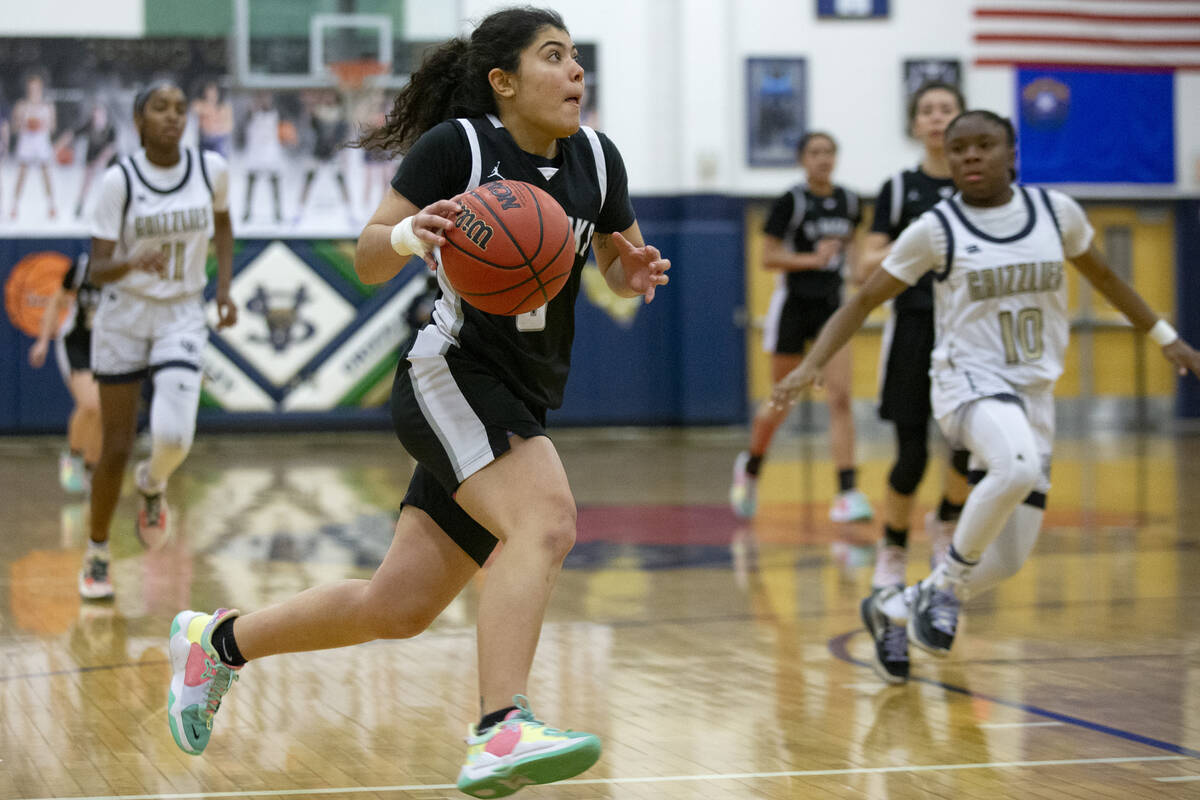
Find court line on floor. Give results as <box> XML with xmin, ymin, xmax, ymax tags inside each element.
<box><xmin>1</xmin><ymin>627</ymin><xmax>1192</xmax><ymax>685</ymax></box>
<box><xmin>1156</xmin><ymin>775</ymin><xmax>1200</xmax><ymax>782</ymax></box>
<box><xmin>0</xmin><ymin>659</ymin><xmax>169</xmax><ymax>683</ymax></box>
<box><xmin>16</xmin><ymin>755</ymin><xmax>1191</xmax><ymax>800</ymax></box>
<box><xmin>828</xmin><ymin>629</ymin><xmax>1200</xmax><ymax>760</ymax></box>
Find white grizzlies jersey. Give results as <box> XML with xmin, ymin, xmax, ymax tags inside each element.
<box><xmin>90</xmin><ymin>148</ymin><xmax>229</xmax><ymax>300</ymax></box>
<box><xmin>883</xmin><ymin>185</ymin><xmax>1094</xmax><ymax>418</ymax></box>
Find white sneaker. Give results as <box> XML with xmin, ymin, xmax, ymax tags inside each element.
<box><xmin>729</xmin><ymin>451</ymin><xmax>758</xmax><ymax>519</ymax></box>
<box><xmin>925</xmin><ymin>511</ymin><xmax>955</xmax><ymax>570</ymax></box>
<box><xmin>830</xmin><ymin>489</ymin><xmax>873</xmax><ymax>523</ymax></box>
<box><xmin>872</xmin><ymin>542</ymin><xmax>907</xmax><ymax>589</ymax></box>
<box><xmin>59</xmin><ymin>450</ymin><xmax>88</xmax><ymax>493</ymax></box>
<box><xmin>79</xmin><ymin>551</ymin><xmax>114</xmax><ymax>600</ymax></box>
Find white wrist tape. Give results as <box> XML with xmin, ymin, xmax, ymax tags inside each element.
<box><xmin>390</xmin><ymin>216</ymin><xmax>427</xmax><ymax>257</ymax></box>
<box><xmin>1149</xmin><ymin>319</ymin><xmax>1179</xmax><ymax>347</ymax></box>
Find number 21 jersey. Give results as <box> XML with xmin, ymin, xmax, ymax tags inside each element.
<box><xmin>90</xmin><ymin>147</ymin><xmax>226</xmax><ymax>300</ymax></box>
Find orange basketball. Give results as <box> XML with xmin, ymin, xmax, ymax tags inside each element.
<box><xmin>440</xmin><ymin>180</ymin><xmax>574</xmax><ymax>316</ymax></box>
<box><xmin>4</xmin><ymin>251</ymin><xmax>72</xmax><ymax>337</ymax></box>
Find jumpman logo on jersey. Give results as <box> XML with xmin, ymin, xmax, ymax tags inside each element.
<box><xmin>487</xmin><ymin>162</ymin><xmax>504</xmax><ymax>181</ymax></box>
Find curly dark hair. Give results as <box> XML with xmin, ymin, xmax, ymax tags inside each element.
<box><xmin>355</xmin><ymin>6</ymin><xmax>567</xmax><ymax>157</ymax></box>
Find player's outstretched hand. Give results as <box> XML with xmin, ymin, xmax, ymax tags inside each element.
<box><xmin>28</xmin><ymin>339</ymin><xmax>48</xmax><ymax>368</ymax></box>
<box><xmin>1163</xmin><ymin>338</ymin><xmax>1200</xmax><ymax>379</ymax></box>
<box><xmin>215</xmin><ymin>292</ymin><xmax>238</xmax><ymax>330</ymax></box>
<box><xmin>415</xmin><ymin>199</ymin><xmax>463</xmax><ymax>270</ymax></box>
<box><xmin>612</xmin><ymin>231</ymin><xmax>670</xmax><ymax>303</ymax></box>
<box><xmin>769</xmin><ymin>360</ymin><xmax>822</xmax><ymax>413</ymax></box>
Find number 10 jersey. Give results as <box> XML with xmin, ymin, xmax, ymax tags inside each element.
<box><xmin>883</xmin><ymin>185</ymin><xmax>1093</xmax><ymax>419</ymax></box>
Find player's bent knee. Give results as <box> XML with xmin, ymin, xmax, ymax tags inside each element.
<box><xmin>888</xmin><ymin>452</ymin><xmax>928</xmax><ymax>496</ymax></box>
<box><xmin>989</xmin><ymin>455</ymin><xmax>1040</xmax><ymax>501</ymax></box>
<box><xmin>360</xmin><ymin>588</ymin><xmax>439</xmax><ymax>639</ymax></box>
<box><xmin>538</xmin><ymin>510</ymin><xmax>578</xmax><ymax>562</ymax></box>
<box><xmin>826</xmin><ymin>389</ymin><xmax>852</xmax><ymax>414</ymax></box>
<box><xmin>374</xmin><ymin>608</ymin><xmax>438</xmax><ymax>640</ymax></box>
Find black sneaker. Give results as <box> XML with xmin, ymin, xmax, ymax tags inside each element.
<box><xmin>860</xmin><ymin>587</ymin><xmax>909</xmax><ymax>684</ymax></box>
<box><xmin>907</xmin><ymin>578</ymin><xmax>961</xmax><ymax>656</ymax></box>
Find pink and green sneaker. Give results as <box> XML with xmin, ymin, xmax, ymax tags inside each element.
<box><xmin>456</xmin><ymin>695</ymin><xmax>601</xmax><ymax>798</ymax></box>
<box><xmin>167</xmin><ymin>608</ymin><xmax>241</xmax><ymax>755</ymax></box>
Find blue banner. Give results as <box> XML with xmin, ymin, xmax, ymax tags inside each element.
<box><xmin>1016</xmin><ymin>68</ymin><xmax>1174</xmax><ymax>184</ymax></box>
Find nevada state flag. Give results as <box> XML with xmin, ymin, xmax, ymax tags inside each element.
<box><xmin>1016</xmin><ymin>67</ymin><xmax>1174</xmax><ymax>184</ymax></box>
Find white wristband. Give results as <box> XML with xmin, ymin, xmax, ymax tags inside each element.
<box><xmin>1148</xmin><ymin>319</ymin><xmax>1179</xmax><ymax>347</ymax></box>
<box><xmin>390</xmin><ymin>216</ymin><xmax>427</xmax><ymax>257</ymax></box>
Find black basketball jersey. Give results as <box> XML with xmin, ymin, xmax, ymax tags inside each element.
<box><xmin>391</xmin><ymin>115</ymin><xmax>635</xmax><ymax>410</ymax></box>
<box><xmin>870</xmin><ymin>166</ymin><xmax>956</xmax><ymax>312</ymax></box>
<box><xmin>61</xmin><ymin>253</ymin><xmax>100</xmax><ymax>336</ymax></box>
<box><xmin>762</xmin><ymin>184</ymin><xmax>861</xmax><ymax>299</ymax></box>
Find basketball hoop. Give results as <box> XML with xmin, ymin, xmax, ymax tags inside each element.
<box><xmin>329</xmin><ymin>59</ymin><xmax>388</xmax><ymax>91</ymax></box>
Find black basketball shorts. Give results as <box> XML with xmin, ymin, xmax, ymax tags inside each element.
<box><xmin>56</xmin><ymin>326</ymin><xmax>92</xmax><ymax>378</ymax></box>
<box><xmin>878</xmin><ymin>309</ymin><xmax>935</xmax><ymax>426</ymax></box>
<box><xmin>762</xmin><ymin>291</ymin><xmax>840</xmax><ymax>355</ymax></box>
<box><xmin>391</xmin><ymin>337</ymin><xmax>549</xmax><ymax>566</ymax></box>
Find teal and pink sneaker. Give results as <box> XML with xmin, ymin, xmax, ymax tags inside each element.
<box><xmin>167</xmin><ymin>609</ymin><xmax>241</xmax><ymax>755</ymax></box>
<box><xmin>456</xmin><ymin>695</ymin><xmax>601</xmax><ymax>798</ymax></box>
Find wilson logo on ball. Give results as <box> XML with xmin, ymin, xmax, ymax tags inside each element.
<box><xmin>440</xmin><ymin>179</ymin><xmax>574</xmax><ymax>317</ymax></box>
<box><xmin>454</xmin><ymin>204</ymin><xmax>495</xmax><ymax>249</ymax></box>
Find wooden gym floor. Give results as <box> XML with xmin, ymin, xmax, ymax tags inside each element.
<box><xmin>1</xmin><ymin>423</ymin><xmax>1198</xmax><ymax>799</ymax></box>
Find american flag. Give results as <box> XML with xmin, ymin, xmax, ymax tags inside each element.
<box><xmin>973</xmin><ymin>0</ymin><xmax>1200</xmax><ymax>70</ymax></box>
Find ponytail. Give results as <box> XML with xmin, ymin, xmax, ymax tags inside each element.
<box><xmin>355</xmin><ymin>6</ymin><xmax>566</xmax><ymax>157</ymax></box>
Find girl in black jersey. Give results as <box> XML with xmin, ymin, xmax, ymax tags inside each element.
<box><xmin>166</xmin><ymin>9</ymin><xmax>669</xmax><ymax>798</ymax></box>
<box><xmin>28</xmin><ymin>253</ymin><xmax>101</xmax><ymax>493</ymax></box>
<box><xmin>730</xmin><ymin>132</ymin><xmax>873</xmax><ymax>526</ymax></box>
<box><xmin>854</xmin><ymin>83</ymin><xmax>972</xmax><ymax>681</ymax></box>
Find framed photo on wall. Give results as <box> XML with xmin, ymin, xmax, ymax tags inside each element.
<box><xmin>903</xmin><ymin>58</ymin><xmax>962</xmax><ymax>130</ymax></box>
<box><xmin>746</xmin><ymin>57</ymin><xmax>807</xmax><ymax>167</ymax></box>
<box><xmin>817</xmin><ymin>0</ymin><xmax>888</xmax><ymax>19</ymax></box>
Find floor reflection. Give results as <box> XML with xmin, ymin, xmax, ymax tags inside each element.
<box><xmin>1</xmin><ymin>428</ymin><xmax>1198</xmax><ymax>798</ymax></box>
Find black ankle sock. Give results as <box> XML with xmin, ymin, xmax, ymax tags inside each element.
<box><xmin>210</xmin><ymin>618</ymin><xmax>247</xmax><ymax>667</ymax></box>
<box><xmin>837</xmin><ymin>468</ymin><xmax>856</xmax><ymax>493</ymax></box>
<box><xmin>745</xmin><ymin>454</ymin><xmax>764</xmax><ymax>476</ymax></box>
<box><xmin>478</xmin><ymin>705</ymin><xmax>518</xmax><ymax>734</ymax></box>
<box><xmin>937</xmin><ymin>499</ymin><xmax>964</xmax><ymax>522</ymax></box>
<box><xmin>884</xmin><ymin>525</ymin><xmax>908</xmax><ymax>548</ymax></box>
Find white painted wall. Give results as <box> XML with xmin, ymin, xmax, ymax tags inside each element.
<box><xmin>10</xmin><ymin>0</ymin><xmax>1198</xmax><ymax>197</ymax></box>
<box><xmin>4</xmin><ymin>0</ymin><xmax>143</xmax><ymax>36</ymax></box>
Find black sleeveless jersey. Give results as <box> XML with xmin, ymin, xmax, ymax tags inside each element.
<box><xmin>61</xmin><ymin>253</ymin><xmax>101</xmax><ymax>335</ymax></box>
<box><xmin>391</xmin><ymin>115</ymin><xmax>635</xmax><ymax>410</ymax></box>
<box><xmin>762</xmin><ymin>184</ymin><xmax>861</xmax><ymax>299</ymax></box>
<box><xmin>870</xmin><ymin>166</ymin><xmax>956</xmax><ymax>312</ymax></box>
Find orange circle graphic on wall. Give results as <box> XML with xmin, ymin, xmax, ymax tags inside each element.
<box><xmin>4</xmin><ymin>250</ymin><xmax>72</xmax><ymax>337</ymax></box>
